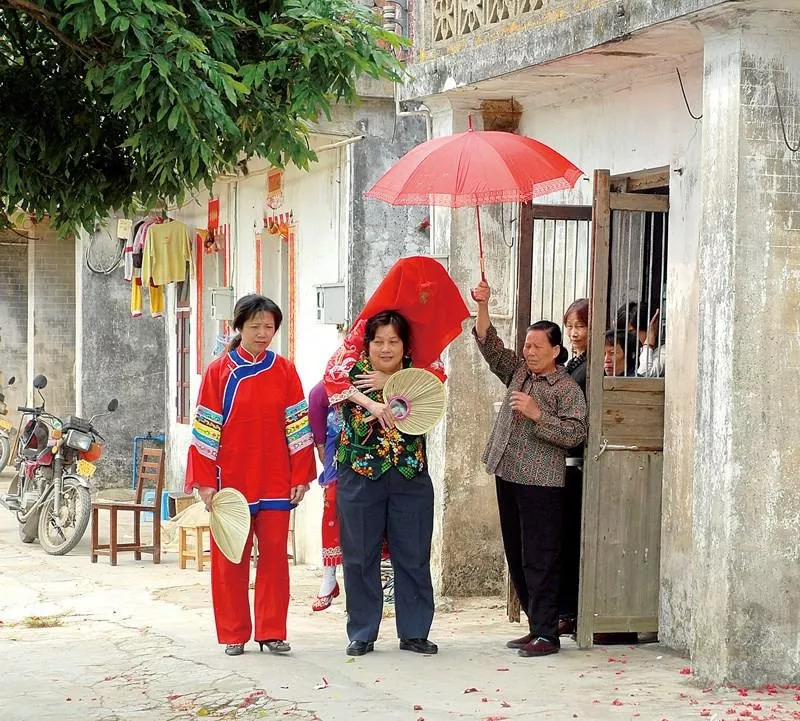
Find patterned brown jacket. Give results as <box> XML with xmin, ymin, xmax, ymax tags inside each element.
<box><xmin>474</xmin><ymin>324</ymin><xmax>587</xmax><ymax>487</ymax></box>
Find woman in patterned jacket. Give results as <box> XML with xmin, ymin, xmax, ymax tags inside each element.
<box><xmin>472</xmin><ymin>280</ymin><xmax>587</xmax><ymax>658</ymax></box>
<box><xmin>185</xmin><ymin>294</ymin><xmax>316</xmax><ymax>657</ymax></box>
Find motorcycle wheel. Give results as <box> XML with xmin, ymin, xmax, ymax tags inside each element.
<box><xmin>0</xmin><ymin>435</ymin><xmax>9</xmax><ymax>472</ymax></box>
<box><xmin>37</xmin><ymin>479</ymin><xmax>91</xmax><ymax>556</ymax></box>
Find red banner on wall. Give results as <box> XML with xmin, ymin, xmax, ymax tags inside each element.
<box><xmin>207</xmin><ymin>197</ymin><xmax>220</xmax><ymax>230</ymax></box>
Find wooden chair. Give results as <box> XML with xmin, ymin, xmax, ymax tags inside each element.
<box><xmin>90</xmin><ymin>446</ymin><xmax>165</xmax><ymax>566</ymax></box>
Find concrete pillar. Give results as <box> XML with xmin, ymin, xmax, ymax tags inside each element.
<box><xmin>425</xmin><ymin>96</ymin><xmax>510</xmax><ymax>596</ymax></box>
<box><xmin>693</xmin><ymin>15</ymin><xmax>800</xmax><ymax>686</ymax></box>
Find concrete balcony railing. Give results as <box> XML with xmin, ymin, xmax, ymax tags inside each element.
<box><xmin>416</xmin><ymin>0</ymin><xmax>549</xmax><ymax>60</ymax></box>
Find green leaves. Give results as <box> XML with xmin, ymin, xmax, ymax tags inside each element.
<box><xmin>0</xmin><ymin>0</ymin><xmax>406</xmax><ymax>234</ymax></box>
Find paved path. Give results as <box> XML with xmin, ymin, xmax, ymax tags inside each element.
<box><xmin>1</xmin><ymin>504</ymin><xmax>798</xmax><ymax>721</ymax></box>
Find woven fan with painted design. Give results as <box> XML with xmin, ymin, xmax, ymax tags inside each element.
<box><xmin>380</xmin><ymin>368</ymin><xmax>447</xmax><ymax>435</ymax></box>
<box><xmin>210</xmin><ymin>488</ymin><xmax>251</xmax><ymax>564</ymax></box>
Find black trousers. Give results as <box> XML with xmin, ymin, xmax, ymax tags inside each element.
<box><xmin>558</xmin><ymin>465</ymin><xmax>583</xmax><ymax>619</ymax></box>
<box><xmin>337</xmin><ymin>465</ymin><xmax>434</xmax><ymax>643</ymax></box>
<box><xmin>496</xmin><ymin>476</ymin><xmax>564</xmax><ymax>640</ymax></box>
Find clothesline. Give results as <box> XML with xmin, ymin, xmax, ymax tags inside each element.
<box><xmin>123</xmin><ymin>215</ymin><xmax>192</xmax><ymax>319</ymax></box>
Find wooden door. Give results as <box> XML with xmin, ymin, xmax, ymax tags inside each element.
<box><xmin>576</xmin><ymin>169</ymin><xmax>668</xmax><ymax>646</ymax></box>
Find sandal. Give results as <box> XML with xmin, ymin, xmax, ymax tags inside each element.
<box><xmin>225</xmin><ymin>643</ymin><xmax>245</xmax><ymax>656</ymax></box>
<box><xmin>258</xmin><ymin>639</ymin><xmax>291</xmax><ymax>653</ymax></box>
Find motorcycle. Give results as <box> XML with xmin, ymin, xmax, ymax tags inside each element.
<box><xmin>0</xmin><ymin>375</ymin><xmax>15</xmax><ymax>472</ymax></box>
<box><xmin>0</xmin><ymin>374</ymin><xmax>119</xmax><ymax>555</ymax></box>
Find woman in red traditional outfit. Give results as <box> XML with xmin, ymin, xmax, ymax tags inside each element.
<box><xmin>185</xmin><ymin>294</ymin><xmax>316</xmax><ymax>656</ymax></box>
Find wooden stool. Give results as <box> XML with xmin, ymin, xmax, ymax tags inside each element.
<box><xmin>178</xmin><ymin>525</ymin><xmax>211</xmax><ymax>571</ymax></box>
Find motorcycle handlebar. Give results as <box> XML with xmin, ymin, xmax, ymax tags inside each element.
<box><xmin>17</xmin><ymin>406</ymin><xmax>39</xmax><ymax>413</ymax></box>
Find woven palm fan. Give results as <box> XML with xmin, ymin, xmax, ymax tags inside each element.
<box><xmin>210</xmin><ymin>488</ymin><xmax>251</xmax><ymax>564</ymax></box>
<box><xmin>382</xmin><ymin>368</ymin><xmax>447</xmax><ymax>435</ymax></box>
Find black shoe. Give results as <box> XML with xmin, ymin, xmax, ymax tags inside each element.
<box><xmin>346</xmin><ymin>641</ymin><xmax>374</xmax><ymax>656</ymax></box>
<box><xmin>558</xmin><ymin>616</ymin><xmax>577</xmax><ymax>636</ymax></box>
<box><xmin>399</xmin><ymin>638</ymin><xmax>438</xmax><ymax>655</ymax></box>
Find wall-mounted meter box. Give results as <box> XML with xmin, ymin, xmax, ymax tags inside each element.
<box><xmin>315</xmin><ymin>283</ymin><xmax>346</xmax><ymax>325</ymax></box>
<box><xmin>209</xmin><ymin>287</ymin><xmax>235</xmax><ymax>321</ymax></box>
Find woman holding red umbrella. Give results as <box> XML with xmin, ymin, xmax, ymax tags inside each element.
<box><xmin>472</xmin><ymin>280</ymin><xmax>587</xmax><ymax>658</ymax></box>
<box><xmin>323</xmin><ymin>256</ymin><xmax>469</xmax><ymax>657</ymax></box>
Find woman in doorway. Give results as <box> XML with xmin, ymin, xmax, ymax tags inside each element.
<box><xmin>328</xmin><ymin>310</ymin><xmax>439</xmax><ymax>657</ymax></box>
<box><xmin>604</xmin><ymin>328</ymin><xmax>639</xmax><ymax>377</ymax></box>
<box><xmin>558</xmin><ymin>298</ymin><xmax>589</xmax><ymax>637</ymax></box>
<box><xmin>472</xmin><ymin>280</ymin><xmax>587</xmax><ymax>657</ymax></box>
<box><xmin>185</xmin><ymin>294</ymin><xmax>317</xmax><ymax>656</ymax></box>
<box><xmin>308</xmin><ymin>380</ymin><xmax>343</xmax><ymax>611</ymax></box>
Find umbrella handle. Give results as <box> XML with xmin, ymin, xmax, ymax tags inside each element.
<box><xmin>475</xmin><ymin>205</ymin><xmax>486</xmax><ymax>282</ymax></box>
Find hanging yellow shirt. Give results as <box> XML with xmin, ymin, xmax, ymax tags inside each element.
<box><xmin>142</xmin><ymin>221</ymin><xmax>192</xmax><ymax>286</ymax></box>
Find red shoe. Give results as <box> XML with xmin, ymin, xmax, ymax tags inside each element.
<box><xmin>505</xmin><ymin>633</ymin><xmax>532</xmax><ymax>649</ymax></box>
<box><xmin>312</xmin><ymin>582</ymin><xmax>340</xmax><ymax>612</ymax></box>
<box><xmin>518</xmin><ymin>636</ymin><xmax>560</xmax><ymax>657</ymax></box>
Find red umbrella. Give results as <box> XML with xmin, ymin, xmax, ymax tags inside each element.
<box><xmin>366</xmin><ymin>118</ymin><xmax>583</xmax><ymax>280</ymax></box>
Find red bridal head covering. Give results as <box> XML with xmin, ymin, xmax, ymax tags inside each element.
<box><xmin>323</xmin><ymin>256</ymin><xmax>469</xmax><ymax>401</ymax></box>
<box><xmin>355</xmin><ymin>255</ymin><xmax>469</xmax><ymax>367</ymax></box>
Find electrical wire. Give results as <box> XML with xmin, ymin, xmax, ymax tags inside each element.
<box><xmin>675</xmin><ymin>68</ymin><xmax>702</xmax><ymax>120</ymax></box>
<box><xmin>774</xmin><ymin>79</ymin><xmax>800</xmax><ymax>153</ymax></box>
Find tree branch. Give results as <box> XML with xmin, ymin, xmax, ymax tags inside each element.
<box><xmin>0</xmin><ymin>1</ymin><xmax>96</xmax><ymax>59</ymax></box>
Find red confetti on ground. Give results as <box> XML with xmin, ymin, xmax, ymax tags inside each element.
<box><xmin>66</xmin><ymin>698</ymin><xmax>72</xmax><ymax>702</ymax></box>
<box><xmin>481</xmin><ymin>697</ymin><xmax>488</xmax><ymax>703</ymax></box>
<box><xmin>752</xmin><ymin>704</ymin><xmax>763</xmax><ymax>711</ymax></box>
<box><xmin>727</xmin><ymin>710</ymin><xmax>737</xmax><ymax>715</ymax></box>
<box><xmin>739</xmin><ymin>689</ymin><xmax>749</xmax><ymax>697</ymax></box>
<box><xmin>700</xmin><ymin>710</ymin><xmax>711</xmax><ymax>717</ymax></box>
<box><xmin>501</xmin><ymin>702</ymin><xmax>511</xmax><ymax>708</ymax></box>
<box><xmin>680</xmin><ymin>667</ymin><xmax>692</xmax><ymax>675</ymax></box>
<box><xmin>464</xmin><ymin>688</ymin><xmax>479</xmax><ymax>694</ymax></box>
<box><xmin>739</xmin><ymin>710</ymin><xmax>752</xmax><ymax>717</ymax></box>
<box><xmin>612</xmin><ymin>699</ymin><xmax>623</xmax><ymax>706</ymax></box>
<box><xmin>167</xmin><ymin>695</ymin><xmax>181</xmax><ymax>701</ymax></box>
<box><xmin>413</xmin><ymin>705</ymin><xmax>423</xmax><ymax>711</ymax></box>
<box><xmin>496</xmin><ymin>668</ymin><xmax>509</xmax><ymax>672</ymax></box>
<box><xmin>484</xmin><ymin>717</ymin><xmax>507</xmax><ymax>721</ymax></box>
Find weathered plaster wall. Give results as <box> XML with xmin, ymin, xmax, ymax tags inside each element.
<box><xmin>693</xmin><ymin>18</ymin><xmax>800</xmax><ymax>686</ymax></box>
<box><xmin>407</xmin><ymin>0</ymin><xmax>726</xmax><ymax>95</ymax></box>
<box><xmin>347</xmin><ymin>105</ymin><xmax>430</xmax><ymax>318</ymax></box>
<box><xmin>0</xmin><ymin>236</ymin><xmax>28</xmax><ymax>406</ymax></box>
<box><xmin>423</xmin><ymin>101</ymin><xmax>511</xmax><ymax>596</ymax></box>
<box><xmin>78</xmin><ymin>225</ymin><xmax>166</xmax><ymax>489</ymax></box>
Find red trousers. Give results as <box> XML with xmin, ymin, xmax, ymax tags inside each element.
<box><xmin>211</xmin><ymin>509</ymin><xmax>290</xmax><ymax>644</ymax></box>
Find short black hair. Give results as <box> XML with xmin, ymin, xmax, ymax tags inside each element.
<box><xmin>527</xmin><ymin>320</ymin><xmax>569</xmax><ymax>364</ymax></box>
<box><xmin>228</xmin><ymin>294</ymin><xmax>282</xmax><ymax>351</ymax></box>
<box><xmin>616</xmin><ymin>302</ymin><xmax>649</xmax><ymax>333</ymax></box>
<box><xmin>364</xmin><ymin>310</ymin><xmax>411</xmax><ymax>356</ymax></box>
<box><xmin>604</xmin><ymin>329</ymin><xmax>639</xmax><ymax>375</ymax></box>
